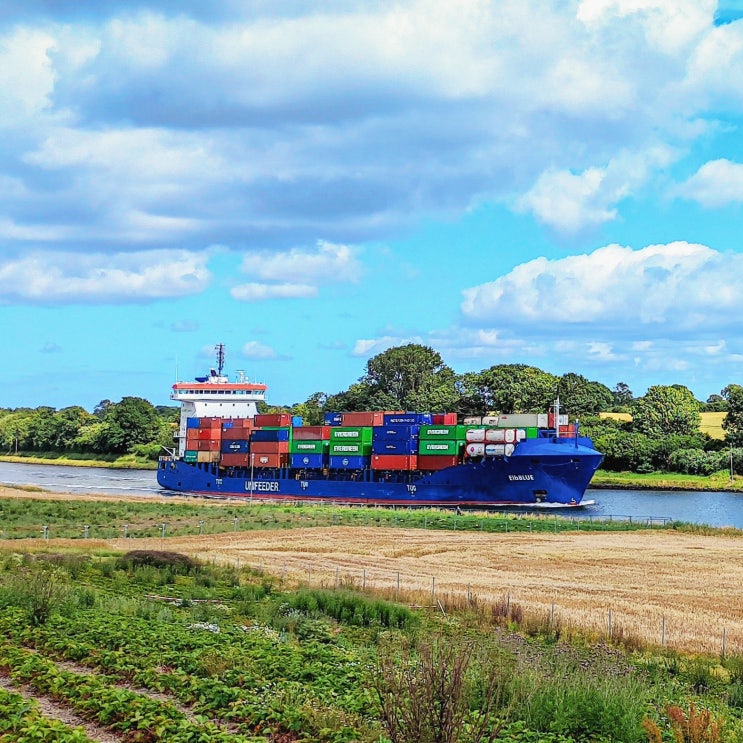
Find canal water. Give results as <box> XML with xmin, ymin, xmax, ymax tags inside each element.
<box><xmin>1</xmin><ymin>461</ymin><xmax>742</xmax><ymax>529</ymax></box>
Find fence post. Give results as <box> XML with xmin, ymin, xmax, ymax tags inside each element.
<box><xmin>723</xmin><ymin>628</ymin><xmax>727</xmax><ymax>660</ymax></box>
<box><xmin>234</xmin><ymin>517</ymin><xmax>239</xmax><ymax>531</ymax></box>
<box><xmin>84</xmin><ymin>525</ymin><xmax>89</xmax><ymax>539</ymax></box>
<box><xmin>199</xmin><ymin>520</ymin><xmax>204</xmax><ymax>535</ymax></box>
<box><xmin>123</xmin><ymin>524</ymin><xmax>129</xmax><ymax>538</ymax></box>
<box><xmin>43</xmin><ymin>525</ymin><xmax>49</xmax><ymax>541</ymax></box>
<box><xmin>161</xmin><ymin>523</ymin><xmax>166</xmax><ymax>538</ymax></box>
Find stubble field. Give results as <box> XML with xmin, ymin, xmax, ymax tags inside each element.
<box><xmin>2</xmin><ymin>485</ymin><xmax>742</xmax><ymax>655</ymax></box>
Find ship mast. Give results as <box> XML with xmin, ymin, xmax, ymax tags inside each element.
<box><xmin>215</xmin><ymin>343</ymin><xmax>225</xmax><ymax>377</ymax></box>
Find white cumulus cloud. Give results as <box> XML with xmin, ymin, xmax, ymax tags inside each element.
<box><xmin>461</xmin><ymin>241</ymin><xmax>741</xmax><ymax>331</ymax></box>
<box><xmin>240</xmin><ymin>341</ymin><xmax>278</xmax><ymax>360</ymax></box>
<box><xmin>230</xmin><ymin>283</ymin><xmax>317</xmax><ymax>302</ymax></box>
<box><xmin>0</xmin><ymin>249</ymin><xmax>211</xmax><ymax>304</ymax></box>
<box><xmin>676</xmin><ymin>159</ymin><xmax>743</xmax><ymax>206</ymax></box>
<box><xmin>231</xmin><ymin>241</ymin><xmax>361</xmax><ymax>302</ymax></box>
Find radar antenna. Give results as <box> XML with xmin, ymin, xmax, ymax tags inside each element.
<box><xmin>215</xmin><ymin>343</ymin><xmax>225</xmax><ymax>377</ymax></box>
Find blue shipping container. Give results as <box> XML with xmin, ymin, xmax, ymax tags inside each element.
<box><xmin>372</xmin><ymin>425</ymin><xmax>420</xmax><ymax>441</ymax></box>
<box><xmin>328</xmin><ymin>455</ymin><xmax>370</xmax><ymax>470</ymax></box>
<box><xmin>186</xmin><ymin>417</ymin><xmax>200</xmax><ymax>429</ymax></box>
<box><xmin>372</xmin><ymin>439</ymin><xmax>418</xmax><ymax>455</ymax></box>
<box><xmin>289</xmin><ymin>453</ymin><xmax>328</xmax><ymax>469</ymax></box>
<box><xmin>251</xmin><ymin>428</ymin><xmax>290</xmax><ymax>442</ymax></box>
<box><xmin>383</xmin><ymin>413</ymin><xmax>433</xmax><ymax>425</ymax></box>
<box><xmin>221</xmin><ymin>420</ymin><xmax>234</xmax><ymax>430</ymax></box>
<box><xmin>324</xmin><ymin>412</ymin><xmax>344</xmax><ymax>426</ymax></box>
<box><xmin>291</xmin><ymin>416</ymin><xmax>303</xmax><ymax>427</ymax></box>
<box><xmin>221</xmin><ymin>440</ymin><xmax>250</xmax><ymax>454</ymax></box>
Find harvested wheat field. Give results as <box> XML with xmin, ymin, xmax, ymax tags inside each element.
<box><xmin>108</xmin><ymin>525</ymin><xmax>743</xmax><ymax>655</ymax></box>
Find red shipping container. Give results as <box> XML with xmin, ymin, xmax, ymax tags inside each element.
<box><xmin>197</xmin><ymin>428</ymin><xmax>221</xmax><ymax>440</ymax></box>
<box><xmin>341</xmin><ymin>411</ymin><xmax>386</xmax><ymax>426</ymax></box>
<box><xmin>252</xmin><ymin>452</ymin><xmax>289</xmax><ymax>468</ymax></box>
<box><xmin>558</xmin><ymin>424</ymin><xmax>577</xmax><ymax>436</ymax></box>
<box><xmin>254</xmin><ymin>413</ymin><xmax>291</xmax><ymax>427</ymax></box>
<box><xmin>250</xmin><ymin>441</ymin><xmax>290</xmax><ymax>454</ymax></box>
<box><xmin>220</xmin><ymin>453</ymin><xmax>250</xmax><ymax>467</ymax></box>
<box><xmin>196</xmin><ymin>439</ymin><xmax>221</xmax><ymax>451</ymax></box>
<box><xmin>417</xmin><ymin>455</ymin><xmax>460</xmax><ymax>471</ymax></box>
<box><xmin>185</xmin><ymin>430</ymin><xmax>200</xmax><ymax>442</ymax></box>
<box><xmin>371</xmin><ymin>454</ymin><xmax>418</xmax><ymax>471</ymax></box>
<box><xmin>292</xmin><ymin>425</ymin><xmax>331</xmax><ymax>440</ymax></box>
<box><xmin>199</xmin><ymin>417</ymin><xmax>222</xmax><ymax>428</ymax></box>
<box><xmin>432</xmin><ymin>413</ymin><xmax>458</xmax><ymax>425</ymax></box>
<box><xmin>222</xmin><ymin>427</ymin><xmax>253</xmax><ymax>440</ymax></box>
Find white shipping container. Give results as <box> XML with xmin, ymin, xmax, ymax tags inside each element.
<box><xmin>485</xmin><ymin>428</ymin><xmax>506</xmax><ymax>442</ymax></box>
<box><xmin>504</xmin><ymin>429</ymin><xmax>516</xmax><ymax>443</ymax></box>
<box><xmin>538</xmin><ymin>413</ymin><xmax>548</xmax><ymax>428</ymax></box>
<box><xmin>516</xmin><ymin>429</ymin><xmax>526</xmax><ymax>441</ymax></box>
<box><xmin>497</xmin><ymin>414</ymin><xmax>539</xmax><ymax>427</ymax></box>
<box><xmin>466</xmin><ymin>443</ymin><xmax>485</xmax><ymax>457</ymax></box>
<box><xmin>465</xmin><ymin>428</ymin><xmax>486</xmax><ymax>442</ymax></box>
<box><xmin>463</xmin><ymin>416</ymin><xmax>482</xmax><ymax>425</ymax></box>
<box><xmin>505</xmin><ymin>443</ymin><xmax>515</xmax><ymax>456</ymax></box>
<box><xmin>481</xmin><ymin>415</ymin><xmax>499</xmax><ymax>425</ymax></box>
<box><xmin>485</xmin><ymin>443</ymin><xmax>505</xmax><ymax>456</ymax></box>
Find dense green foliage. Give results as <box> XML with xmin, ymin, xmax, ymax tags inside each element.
<box><xmin>0</xmin><ymin>548</ymin><xmax>741</xmax><ymax>742</ymax></box>
<box><xmin>4</xmin><ymin>342</ymin><xmax>743</xmax><ymax>475</ymax></box>
<box><xmin>0</xmin><ymin>398</ymin><xmax>177</xmax><ymax>460</ymax></box>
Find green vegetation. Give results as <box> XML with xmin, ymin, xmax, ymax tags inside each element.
<box><xmin>0</xmin><ymin>498</ymin><xmax>693</xmax><ymax>541</ymax></box>
<box><xmin>2</xmin><ymin>343</ymin><xmax>743</xmax><ymax>479</ymax></box>
<box><xmin>0</xmin><ymin>546</ymin><xmax>741</xmax><ymax>742</ymax></box>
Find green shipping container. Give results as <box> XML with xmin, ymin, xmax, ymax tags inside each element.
<box><xmin>329</xmin><ymin>427</ymin><xmax>373</xmax><ymax>443</ymax></box>
<box><xmin>419</xmin><ymin>425</ymin><xmax>467</xmax><ymax>439</ymax></box>
<box><xmin>525</xmin><ymin>427</ymin><xmax>538</xmax><ymax>439</ymax></box>
<box><xmin>418</xmin><ymin>440</ymin><xmax>461</xmax><ymax>456</ymax></box>
<box><xmin>290</xmin><ymin>439</ymin><xmax>329</xmax><ymax>454</ymax></box>
<box><xmin>184</xmin><ymin>450</ymin><xmax>198</xmax><ymax>462</ymax></box>
<box><xmin>330</xmin><ymin>442</ymin><xmax>372</xmax><ymax>456</ymax></box>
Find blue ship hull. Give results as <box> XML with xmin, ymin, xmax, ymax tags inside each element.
<box><xmin>157</xmin><ymin>436</ymin><xmax>603</xmax><ymax>507</ymax></box>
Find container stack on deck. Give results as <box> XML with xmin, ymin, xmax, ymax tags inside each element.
<box><xmin>200</xmin><ymin>408</ymin><xmax>577</xmax><ymax>474</ymax></box>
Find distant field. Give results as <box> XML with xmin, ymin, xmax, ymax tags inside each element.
<box><xmin>600</xmin><ymin>411</ymin><xmax>726</xmax><ymax>439</ymax></box>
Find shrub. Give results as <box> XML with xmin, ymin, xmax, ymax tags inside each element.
<box><xmin>115</xmin><ymin>550</ymin><xmax>197</xmax><ymax>574</ymax></box>
<box><xmin>373</xmin><ymin>632</ymin><xmax>511</xmax><ymax>743</ymax></box>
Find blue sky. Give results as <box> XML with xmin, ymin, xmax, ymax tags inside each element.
<box><xmin>3</xmin><ymin>0</ymin><xmax>743</xmax><ymax>411</ymax></box>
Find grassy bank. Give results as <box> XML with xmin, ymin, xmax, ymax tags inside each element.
<box><xmin>591</xmin><ymin>469</ymin><xmax>743</xmax><ymax>492</ymax></box>
<box><xmin>0</xmin><ymin>453</ymin><xmax>158</xmax><ymax>469</ymax></box>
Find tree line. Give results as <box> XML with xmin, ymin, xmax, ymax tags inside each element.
<box><xmin>0</xmin><ymin>398</ymin><xmax>177</xmax><ymax>461</ymax></box>
<box><xmin>3</xmin><ymin>343</ymin><xmax>743</xmax><ymax>474</ymax></box>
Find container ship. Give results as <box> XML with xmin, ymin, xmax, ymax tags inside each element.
<box><xmin>157</xmin><ymin>347</ymin><xmax>603</xmax><ymax>507</ymax></box>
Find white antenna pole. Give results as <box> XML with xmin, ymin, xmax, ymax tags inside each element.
<box><xmin>554</xmin><ymin>396</ymin><xmax>561</xmax><ymax>438</ymax></box>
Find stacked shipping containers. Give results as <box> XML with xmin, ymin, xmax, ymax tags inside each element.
<box><xmin>290</xmin><ymin>426</ymin><xmax>330</xmax><ymax>469</ymax></box>
<box><xmin>417</xmin><ymin>424</ymin><xmax>466</xmax><ymax>470</ymax></box>
<box><xmin>329</xmin><ymin>426</ymin><xmax>372</xmax><ymax>469</ymax></box>
<box><xmin>211</xmin><ymin>409</ymin><xmax>573</xmax><ymax>472</ymax></box>
<box><xmin>185</xmin><ymin>417</ymin><xmax>222</xmax><ymax>463</ymax></box>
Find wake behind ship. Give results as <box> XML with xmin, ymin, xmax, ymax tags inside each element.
<box><xmin>157</xmin><ymin>347</ymin><xmax>603</xmax><ymax>507</ymax></box>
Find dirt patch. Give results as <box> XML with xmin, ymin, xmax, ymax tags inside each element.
<box><xmin>0</xmin><ymin>670</ymin><xmax>122</xmax><ymax>743</ymax></box>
